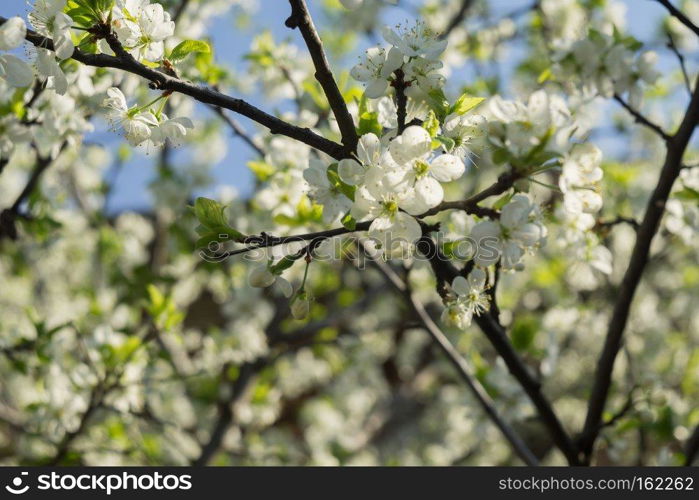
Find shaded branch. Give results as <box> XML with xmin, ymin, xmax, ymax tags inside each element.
<box><xmin>655</xmin><ymin>0</ymin><xmax>699</xmax><ymax>38</ymax></box>
<box><xmin>613</xmin><ymin>94</ymin><xmax>672</xmax><ymax>143</ymax></box>
<box><xmin>415</xmin><ymin>235</ymin><xmax>581</xmax><ymax>465</ymax></box>
<box><xmin>366</xmin><ymin>249</ymin><xmax>539</xmax><ymax>466</ymax></box>
<box><xmin>211</xmin><ymin>106</ymin><xmax>265</xmax><ymax>157</ymax></box>
<box><xmin>419</xmin><ymin>170</ymin><xmax>520</xmax><ymax>218</ymax></box>
<box><xmin>666</xmin><ymin>33</ymin><xmax>692</xmax><ymax>96</ymax></box>
<box><xmin>580</xmin><ymin>74</ymin><xmax>699</xmax><ymax>463</ymax></box>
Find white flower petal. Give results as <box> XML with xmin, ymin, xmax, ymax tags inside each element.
<box><xmin>430</xmin><ymin>154</ymin><xmax>465</xmax><ymax>182</ymax></box>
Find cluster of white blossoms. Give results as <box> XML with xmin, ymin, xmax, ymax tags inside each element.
<box><xmin>471</xmin><ymin>194</ymin><xmax>548</xmax><ymax>271</ymax></box>
<box><xmin>103</xmin><ymin>87</ymin><xmax>193</xmax><ymax>148</ymax></box>
<box><xmin>28</xmin><ymin>0</ymin><xmax>78</xmax><ymax>94</ymax></box>
<box><xmin>441</xmin><ymin>268</ymin><xmax>490</xmax><ymax>330</ymax></box>
<box><xmin>553</xmin><ymin>29</ymin><xmax>660</xmax><ymax>106</ymax></box>
<box><xmin>350</xmin><ymin>21</ymin><xmax>447</xmax><ymax>99</ymax></box>
<box><xmin>112</xmin><ymin>0</ymin><xmax>176</xmax><ymax>62</ymax></box>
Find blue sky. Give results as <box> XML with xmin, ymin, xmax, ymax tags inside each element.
<box><xmin>1</xmin><ymin>0</ymin><xmax>669</xmax><ymax>212</ymax></box>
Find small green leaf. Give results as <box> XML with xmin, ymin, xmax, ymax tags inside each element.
<box><xmin>341</xmin><ymin>213</ymin><xmax>356</xmax><ymax>230</ymax></box>
<box><xmin>422</xmin><ymin>110</ymin><xmax>440</xmax><ymax>137</ymax></box>
<box><xmin>537</xmin><ymin>68</ymin><xmax>552</xmax><ymax>84</ymax></box>
<box><xmin>450</xmin><ymin>93</ymin><xmax>485</xmax><ymax>115</ymax></box>
<box><xmin>357</xmin><ymin>111</ymin><xmax>382</xmax><ymax>136</ymax></box>
<box><xmin>193</xmin><ymin>197</ymin><xmax>228</xmax><ymax>229</ymax></box>
<box><xmin>675</xmin><ymin>186</ymin><xmax>699</xmax><ymax>204</ymax></box>
<box><xmin>493</xmin><ymin>192</ymin><xmax>514</xmax><ymax>210</ymax></box>
<box><xmin>426</xmin><ymin>88</ymin><xmax>450</xmax><ymax>120</ymax></box>
<box><xmin>327</xmin><ymin>164</ymin><xmax>356</xmax><ymax>201</ymax></box>
<box><xmin>511</xmin><ymin>315</ymin><xmax>539</xmax><ymax>351</ymax></box>
<box><xmin>435</xmin><ymin>135</ymin><xmax>455</xmax><ymax>152</ymax></box>
<box><xmin>170</xmin><ymin>40</ymin><xmax>211</xmax><ymax>63</ymax></box>
<box><xmin>270</xmin><ymin>255</ymin><xmax>297</xmax><ymax>274</ymax></box>
<box><xmin>247</xmin><ymin>160</ymin><xmax>275</xmax><ymax>181</ymax></box>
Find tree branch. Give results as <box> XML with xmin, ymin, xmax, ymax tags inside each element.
<box><xmin>666</xmin><ymin>33</ymin><xmax>692</xmax><ymax>97</ymax></box>
<box><xmin>415</xmin><ymin>235</ymin><xmax>581</xmax><ymax>465</ymax></box>
<box><xmin>0</xmin><ymin>16</ymin><xmax>348</xmax><ymax>161</ymax></box>
<box><xmin>211</xmin><ymin>106</ymin><xmax>265</xmax><ymax>157</ymax></box>
<box><xmin>613</xmin><ymin>94</ymin><xmax>672</xmax><ymax>143</ymax></box>
<box><xmin>366</xmin><ymin>249</ymin><xmax>539</xmax><ymax>466</ymax></box>
<box><xmin>654</xmin><ymin>0</ymin><xmax>699</xmax><ymax>38</ymax></box>
<box><xmin>580</xmin><ymin>74</ymin><xmax>699</xmax><ymax>463</ymax></box>
<box><xmin>419</xmin><ymin>170</ymin><xmax>519</xmax><ymax>218</ymax></box>
<box><xmin>285</xmin><ymin>0</ymin><xmax>358</xmax><ymax>152</ymax></box>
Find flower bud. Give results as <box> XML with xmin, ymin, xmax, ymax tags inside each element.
<box><xmin>290</xmin><ymin>293</ymin><xmax>310</xmax><ymax>320</ymax></box>
<box><xmin>248</xmin><ymin>265</ymin><xmax>276</xmax><ymax>288</ymax></box>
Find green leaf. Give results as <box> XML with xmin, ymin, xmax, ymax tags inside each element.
<box><xmin>192</xmin><ymin>197</ymin><xmax>246</xmax><ymax>243</ymax></box>
<box><xmin>493</xmin><ymin>192</ymin><xmax>514</xmax><ymax>210</ymax></box>
<box><xmin>422</xmin><ymin>110</ymin><xmax>440</xmax><ymax>137</ymax></box>
<box><xmin>492</xmin><ymin>147</ymin><xmax>511</xmax><ymax>165</ymax></box>
<box><xmin>170</xmin><ymin>40</ymin><xmax>211</xmax><ymax>63</ymax></box>
<box><xmin>450</xmin><ymin>93</ymin><xmax>485</xmax><ymax>115</ymax></box>
<box><xmin>511</xmin><ymin>315</ymin><xmax>539</xmax><ymax>351</ymax></box>
<box><xmin>435</xmin><ymin>135</ymin><xmax>455</xmax><ymax>152</ymax></box>
<box><xmin>675</xmin><ymin>186</ymin><xmax>699</xmax><ymax>204</ymax></box>
<box><xmin>357</xmin><ymin>111</ymin><xmax>382</xmax><ymax>136</ymax></box>
<box><xmin>327</xmin><ymin>164</ymin><xmax>356</xmax><ymax>201</ymax></box>
<box><xmin>247</xmin><ymin>160</ymin><xmax>275</xmax><ymax>181</ymax></box>
<box><xmin>426</xmin><ymin>88</ymin><xmax>450</xmax><ymax>120</ymax></box>
<box><xmin>193</xmin><ymin>197</ymin><xmax>228</xmax><ymax>229</ymax></box>
<box><xmin>537</xmin><ymin>68</ymin><xmax>552</xmax><ymax>84</ymax></box>
<box><xmin>341</xmin><ymin>213</ymin><xmax>356</xmax><ymax>231</ymax></box>
<box><xmin>270</xmin><ymin>255</ymin><xmax>298</xmax><ymax>275</ymax></box>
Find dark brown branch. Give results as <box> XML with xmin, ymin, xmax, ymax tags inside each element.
<box><xmin>393</xmin><ymin>69</ymin><xmax>408</xmax><ymax>134</ymax></box>
<box><xmin>285</xmin><ymin>0</ymin><xmax>358</xmax><ymax>152</ymax></box>
<box><xmin>0</xmin><ymin>16</ymin><xmax>348</xmax><ymax>161</ymax></box>
<box><xmin>613</xmin><ymin>94</ymin><xmax>672</xmax><ymax>143</ymax></box>
<box><xmin>655</xmin><ymin>0</ymin><xmax>699</xmax><ymax>38</ymax></box>
<box><xmin>415</xmin><ymin>235</ymin><xmax>581</xmax><ymax>465</ymax></box>
<box><xmin>580</xmin><ymin>74</ymin><xmax>699</xmax><ymax>463</ymax></box>
<box><xmin>367</xmin><ymin>251</ymin><xmax>539</xmax><ymax>466</ymax></box>
<box><xmin>595</xmin><ymin>216</ymin><xmax>640</xmax><ymax>231</ymax></box>
<box><xmin>419</xmin><ymin>170</ymin><xmax>519</xmax><ymax>218</ymax></box>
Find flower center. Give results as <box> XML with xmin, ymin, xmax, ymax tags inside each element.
<box><xmin>382</xmin><ymin>199</ymin><xmax>399</xmax><ymax>216</ymax></box>
<box><xmin>414</xmin><ymin>159</ymin><xmax>430</xmax><ymax>178</ymax></box>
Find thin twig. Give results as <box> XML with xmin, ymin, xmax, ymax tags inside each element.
<box><xmin>667</xmin><ymin>32</ymin><xmax>692</xmax><ymax>96</ymax></box>
<box><xmin>654</xmin><ymin>0</ymin><xmax>699</xmax><ymax>38</ymax></box>
<box><xmin>613</xmin><ymin>94</ymin><xmax>672</xmax><ymax>143</ymax></box>
<box><xmin>211</xmin><ymin>106</ymin><xmax>265</xmax><ymax>157</ymax></box>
